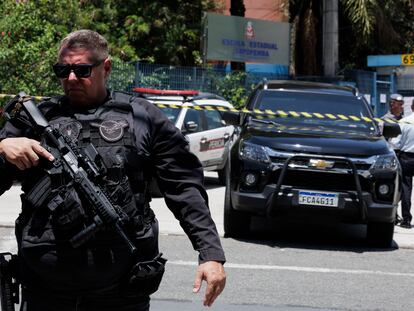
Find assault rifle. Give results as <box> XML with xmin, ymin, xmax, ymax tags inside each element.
<box><xmin>5</xmin><ymin>93</ymin><xmax>137</xmax><ymax>254</ymax></box>
<box><xmin>0</xmin><ymin>252</ymin><xmax>19</xmax><ymax>311</ymax></box>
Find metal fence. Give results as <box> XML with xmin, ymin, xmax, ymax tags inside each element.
<box><xmin>108</xmin><ymin>61</ymin><xmax>392</xmax><ymax>116</ymax></box>
<box><xmin>108</xmin><ymin>61</ymin><xmax>289</xmax><ymax>94</ymax></box>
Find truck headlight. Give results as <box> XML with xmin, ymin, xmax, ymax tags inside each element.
<box><xmin>371</xmin><ymin>154</ymin><xmax>399</xmax><ymax>171</ymax></box>
<box><xmin>239</xmin><ymin>141</ymin><xmax>270</xmax><ymax>164</ymax></box>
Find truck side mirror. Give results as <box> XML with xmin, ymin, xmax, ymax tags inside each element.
<box><xmin>221</xmin><ymin>111</ymin><xmax>240</xmax><ymax>126</ymax></box>
<box><xmin>382</xmin><ymin>122</ymin><xmax>401</xmax><ymax>139</ymax></box>
<box><xmin>184</xmin><ymin>121</ymin><xmax>198</xmax><ymax>133</ymax></box>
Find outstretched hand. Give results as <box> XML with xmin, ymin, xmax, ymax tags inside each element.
<box><xmin>193</xmin><ymin>260</ymin><xmax>226</xmax><ymax>307</ymax></box>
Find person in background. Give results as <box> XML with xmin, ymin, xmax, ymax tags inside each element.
<box><xmin>382</xmin><ymin>93</ymin><xmax>404</xmax><ymax>121</ymax></box>
<box><xmin>0</xmin><ymin>29</ymin><xmax>226</xmax><ymax>310</ymax></box>
<box><xmin>390</xmin><ymin>99</ymin><xmax>414</xmax><ymax>229</ymax></box>
<box><xmin>381</xmin><ymin>93</ymin><xmax>405</xmax><ymax>224</ymax></box>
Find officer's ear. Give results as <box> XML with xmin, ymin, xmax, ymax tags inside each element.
<box><xmin>103</xmin><ymin>58</ymin><xmax>112</xmax><ymax>80</ymax></box>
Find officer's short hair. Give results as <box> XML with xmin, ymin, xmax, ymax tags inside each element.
<box><xmin>58</xmin><ymin>29</ymin><xmax>109</xmax><ymax>62</ymax></box>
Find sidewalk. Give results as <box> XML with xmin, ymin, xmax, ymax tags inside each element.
<box><xmin>0</xmin><ymin>185</ymin><xmax>413</xmax><ymax>249</ymax></box>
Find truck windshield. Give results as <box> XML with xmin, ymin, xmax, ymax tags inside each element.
<box><xmin>255</xmin><ymin>90</ymin><xmax>375</xmax><ymax>132</ymax></box>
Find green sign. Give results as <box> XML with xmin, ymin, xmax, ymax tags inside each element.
<box><xmin>205</xmin><ymin>13</ymin><xmax>290</xmax><ymax>64</ymax></box>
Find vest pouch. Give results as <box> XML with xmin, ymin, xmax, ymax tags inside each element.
<box><xmin>50</xmin><ymin>186</ymin><xmax>88</xmax><ymax>242</ymax></box>
<box><xmin>121</xmin><ymin>252</ymin><xmax>167</xmax><ymax>297</ymax></box>
<box><xmin>20</xmin><ymin>207</ymin><xmax>55</xmax><ymax>251</ymax></box>
<box><xmin>104</xmin><ymin>176</ymin><xmax>135</xmax><ymax>214</ymax></box>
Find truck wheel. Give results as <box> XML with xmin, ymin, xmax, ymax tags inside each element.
<box><xmin>367</xmin><ymin>222</ymin><xmax>394</xmax><ymax>248</ymax></box>
<box><xmin>224</xmin><ymin>178</ymin><xmax>250</xmax><ymax>238</ymax></box>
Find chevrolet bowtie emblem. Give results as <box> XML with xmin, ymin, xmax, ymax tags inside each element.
<box><xmin>309</xmin><ymin>159</ymin><xmax>335</xmax><ymax>169</ymax></box>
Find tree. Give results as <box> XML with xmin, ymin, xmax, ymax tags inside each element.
<box><xmin>0</xmin><ymin>0</ymin><xmax>81</xmax><ymax>95</ymax></box>
<box><xmin>0</xmin><ymin>0</ymin><xmax>217</xmax><ymax>96</ymax></box>
<box><xmin>289</xmin><ymin>0</ymin><xmax>322</xmax><ymax>76</ymax></box>
<box><xmin>340</xmin><ymin>0</ymin><xmax>414</xmax><ymax>68</ymax></box>
<box><xmin>290</xmin><ymin>0</ymin><xmax>414</xmax><ymax>74</ymax></box>
<box><xmin>76</xmin><ymin>0</ymin><xmax>217</xmax><ymax>65</ymax></box>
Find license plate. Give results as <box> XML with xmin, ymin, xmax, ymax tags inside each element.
<box><xmin>298</xmin><ymin>191</ymin><xmax>339</xmax><ymax>207</ymax></box>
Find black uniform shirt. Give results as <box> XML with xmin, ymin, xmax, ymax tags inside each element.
<box><xmin>0</xmin><ymin>91</ymin><xmax>225</xmax><ymax>269</ymax></box>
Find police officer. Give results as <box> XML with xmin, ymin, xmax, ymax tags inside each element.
<box><xmin>391</xmin><ymin>107</ymin><xmax>414</xmax><ymax>229</ymax></box>
<box><xmin>0</xmin><ymin>30</ymin><xmax>226</xmax><ymax>310</ymax></box>
<box><xmin>381</xmin><ymin>93</ymin><xmax>405</xmax><ymax>224</ymax></box>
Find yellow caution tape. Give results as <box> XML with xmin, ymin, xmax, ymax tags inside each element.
<box><xmin>0</xmin><ymin>93</ymin><xmax>47</xmax><ymax>102</ymax></box>
<box><xmin>0</xmin><ymin>93</ymin><xmax>410</xmax><ymax>126</ymax></box>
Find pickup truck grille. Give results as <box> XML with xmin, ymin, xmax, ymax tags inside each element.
<box><xmin>274</xmin><ymin>170</ymin><xmax>371</xmax><ymax>192</ymax></box>
<box><xmin>269</xmin><ymin>157</ymin><xmax>372</xmax><ymax>171</ymax></box>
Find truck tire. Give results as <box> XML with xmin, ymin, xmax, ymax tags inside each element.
<box><xmin>367</xmin><ymin>222</ymin><xmax>394</xmax><ymax>248</ymax></box>
<box><xmin>223</xmin><ymin>174</ymin><xmax>250</xmax><ymax>238</ymax></box>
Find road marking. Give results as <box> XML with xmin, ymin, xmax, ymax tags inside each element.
<box><xmin>168</xmin><ymin>260</ymin><xmax>414</xmax><ymax>277</ymax></box>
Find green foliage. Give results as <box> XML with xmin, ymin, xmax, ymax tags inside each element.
<box><xmin>107</xmin><ymin>58</ymin><xmax>136</xmax><ymax>92</ymax></box>
<box><xmin>0</xmin><ymin>0</ymin><xmax>217</xmax><ymax>98</ymax></box>
<box><xmin>0</xmin><ymin>0</ymin><xmax>81</xmax><ymax>96</ymax></box>
<box><xmin>77</xmin><ymin>0</ymin><xmax>217</xmax><ymax>65</ymax></box>
<box><xmin>340</xmin><ymin>0</ymin><xmax>413</xmax><ymax>44</ymax></box>
<box><xmin>341</xmin><ymin>0</ymin><xmax>376</xmax><ymax>40</ymax></box>
<box><xmin>290</xmin><ymin>0</ymin><xmax>414</xmax><ymax>71</ymax></box>
<box><xmin>212</xmin><ymin>71</ymin><xmax>255</xmax><ymax>109</ymax></box>
<box><xmin>339</xmin><ymin>0</ymin><xmax>414</xmax><ymax>68</ymax></box>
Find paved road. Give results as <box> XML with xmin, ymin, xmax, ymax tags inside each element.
<box><xmin>152</xmin><ymin>234</ymin><xmax>414</xmax><ymax>311</ymax></box>
<box><xmin>1</xmin><ymin>228</ymin><xmax>412</xmax><ymax>311</ymax></box>
<box><xmin>1</xmin><ymin>172</ymin><xmax>414</xmax><ymax>311</ymax></box>
<box><xmin>152</xmin><ymin>172</ymin><xmax>414</xmax><ymax>249</ymax></box>
<box><xmin>1</xmin><ymin>172</ymin><xmax>413</xmax><ymax>248</ymax></box>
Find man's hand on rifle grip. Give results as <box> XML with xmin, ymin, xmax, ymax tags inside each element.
<box><xmin>0</xmin><ymin>137</ymin><xmax>54</xmax><ymax>170</ymax></box>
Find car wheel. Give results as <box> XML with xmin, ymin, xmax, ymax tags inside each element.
<box><xmin>223</xmin><ymin>169</ymin><xmax>251</xmax><ymax>238</ymax></box>
<box><xmin>367</xmin><ymin>221</ymin><xmax>394</xmax><ymax>248</ymax></box>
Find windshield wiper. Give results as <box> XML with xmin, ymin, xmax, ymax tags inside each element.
<box><xmin>251</xmin><ymin>118</ymin><xmax>283</xmax><ymax>127</ymax></box>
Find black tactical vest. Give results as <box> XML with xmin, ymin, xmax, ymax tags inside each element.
<box><xmin>15</xmin><ymin>92</ymin><xmax>158</xmax><ymax>291</ymax></box>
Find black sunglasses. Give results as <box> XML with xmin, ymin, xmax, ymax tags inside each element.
<box><xmin>52</xmin><ymin>59</ymin><xmax>104</xmax><ymax>79</ymax></box>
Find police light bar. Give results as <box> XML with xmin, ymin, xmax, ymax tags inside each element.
<box><xmin>133</xmin><ymin>87</ymin><xmax>199</xmax><ymax>96</ymax></box>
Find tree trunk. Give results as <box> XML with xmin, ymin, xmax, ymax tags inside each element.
<box><xmin>293</xmin><ymin>0</ymin><xmax>322</xmax><ymax>76</ymax></box>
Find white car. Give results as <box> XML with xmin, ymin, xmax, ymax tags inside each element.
<box><xmin>133</xmin><ymin>88</ymin><xmax>236</xmax><ymax>186</ymax></box>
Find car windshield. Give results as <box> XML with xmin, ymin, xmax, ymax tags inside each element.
<box><xmin>159</xmin><ymin>106</ymin><xmax>181</xmax><ymax>124</ymax></box>
<box><xmin>254</xmin><ymin>90</ymin><xmax>376</xmax><ymax>133</ymax></box>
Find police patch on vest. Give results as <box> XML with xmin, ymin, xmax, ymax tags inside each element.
<box><xmin>91</xmin><ymin>119</ymin><xmax>129</xmax><ymax>142</ymax></box>
<box><xmin>59</xmin><ymin>121</ymin><xmax>82</xmax><ymax>140</ymax></box>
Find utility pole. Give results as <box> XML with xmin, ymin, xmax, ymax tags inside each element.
<box><xmin>230</xmin><ymin>0</ymin><xmax>246</xmax><ymax>71</ymax></box>
<box><xmin>322</xmin><ymin>0</ymin><xmax>338</xmax><ymax>77</ymax></box>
